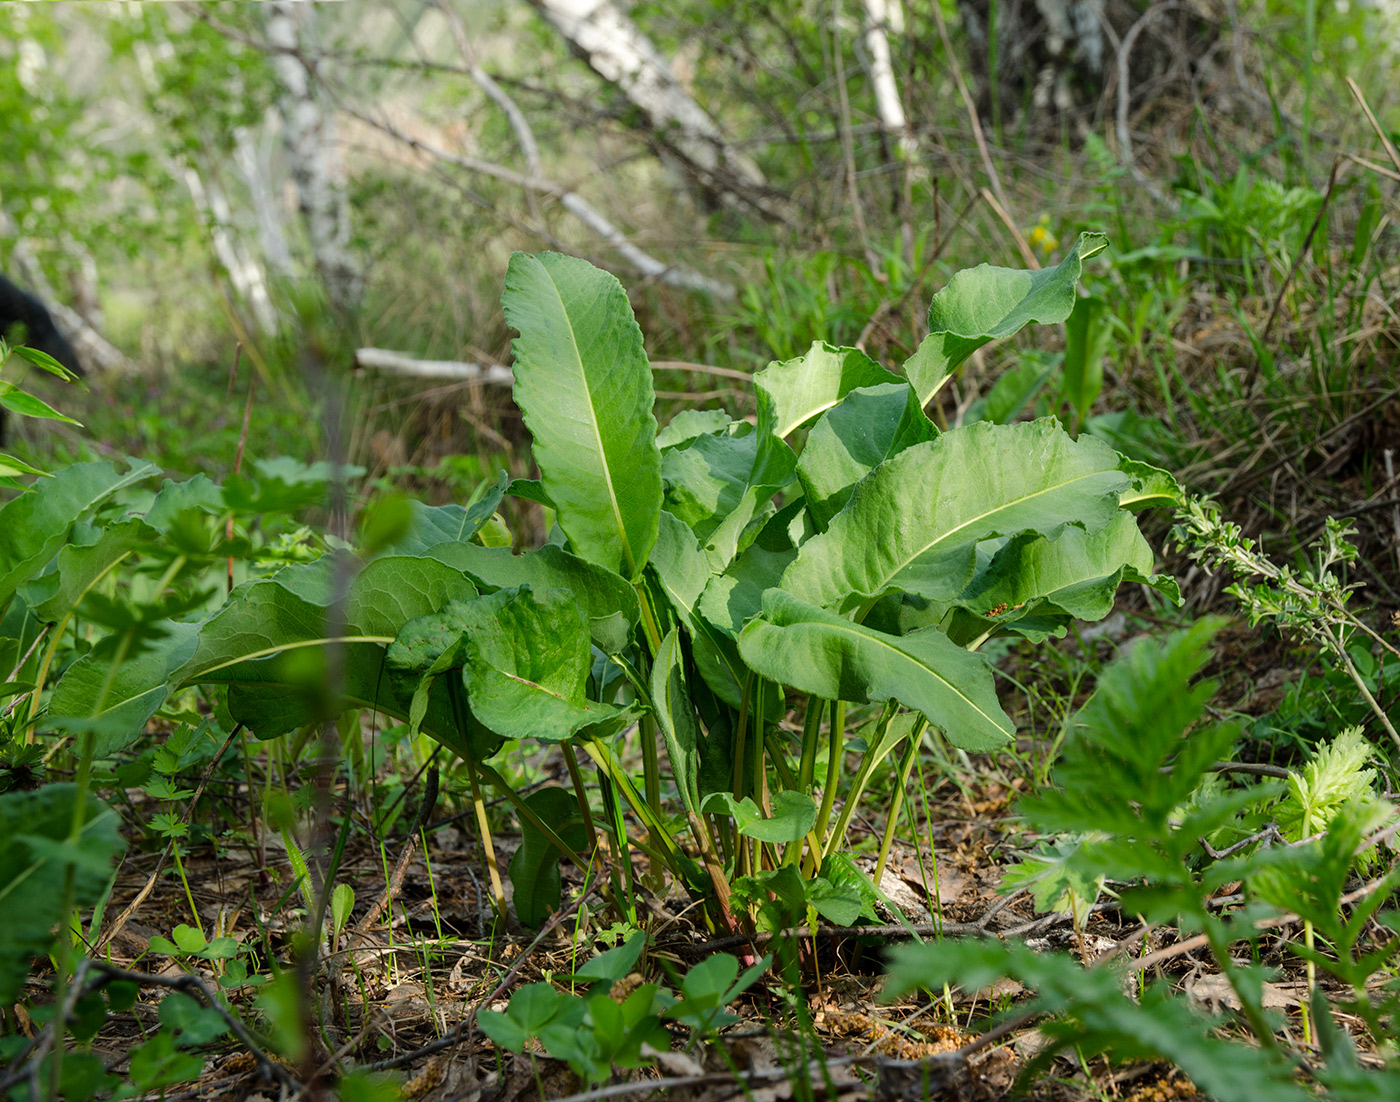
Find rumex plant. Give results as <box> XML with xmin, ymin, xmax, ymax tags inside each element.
<box><xmin>37</xmin><ymin>234</ymin><xmax>1181</xmax><ymax>935</ymax></box>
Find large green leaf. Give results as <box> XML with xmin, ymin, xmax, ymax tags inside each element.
<box><xmin>389</xmin><ymin>471</ymin><xmax>509</xmax><ymax>554</ymax></box>
<box><xmin>662</xmin><ymin>421</ymin><xmax>795</xmax><ymax>570</ymax></box>
<box><xmin>171</xmin><ymin>555</ymin><xmax>471</xmax><ymax>683</ymax></box>
<box><xmin>382</xmin><ymin>599</ymin><xmax>505</xmax><ymax>761</ymax></box>
<box><xmin>754</xmin><ymin>341</ymin><xmax>899</xmax><ymax>439</ymax></box>
<box><xmin>780</xmin><ymin>419</ymin><xmax>1130</xmax><ymax>614</ymax></box>
<box><xmin>49</xmin><ymin>554</ymin><xmax>477</xmax><ymax>751</ymax></box>
<box><xmin>422</xmin><ymin>541</ymin><xmax>637</xmax><ymax>654</ymax></box>
<box><xmin>697</xmin><ymin>499</ymin><xmax>803</xmax><ymax>636</ymax></box>
<box><xmin>647</xmin><ymin>510</ymin><xmax>747</xmax><ymax>707</ymax></box>
<box><xmin>458</xmin><ymin>586</ymin><xmax>623</xmax><ymax>742</ymax></box>
<box><xmin>0</xmin><ymin>459</ymin><xmax>158</xmax><ymax>614</ymax></box>
<box><xmin>650</xmin><ymin>627</ymin><xmax>702</xmax><ymax>816</ymax></box>
<box><xmin>508</xmin><ymin>788</ymin><xmax>590</xmax><ymax>926</ymax></box>
<box><xmin>502</xmin><ymin>252</ymin><xmax>662</xmax><ymax>581</ymax></box>
<box><xmin>795</xmin><ymin>381</ymin><xmax>938</xmax><ymax>530</ymax></box>
<box><xmin>0</xmin><ymin>786</ymin><xmax>126</xmax><ymax>1004</ymax></box>
<box><xmin>941</xmin><ymin>513</ymin><xmax>1181</xmax><ymax>643</ymax></box>
<box><xmin>47</xmin><ymin>622</ymin><xmax>202</xmax><ymax>756</ymax></box>
<box><xmin>902</xmin><ymin>232</ymin><xmax>1108</xmax><ymax>404</ymax></box>
<box><xmin>1118</xmin><ymin>457</ymin><xmax>1183</xmax><ymax>509</ymax></box>
<box><xmin>24</xmin><ymin>516</ymin><xmax>160</xmax><ymax>624</ymax></box>
<box><xmin>737</xmin><ymin>590</ymin><xmax>1013</xmax><ymax>750</ymax></box>
<box><xmin>657</xmin><ymin>409</ymin><xmax>732</xmax><ymax>450</ymax></box>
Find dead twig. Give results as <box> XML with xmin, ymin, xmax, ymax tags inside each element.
<box><xmin>1241</xmin><ymin>155</ymin><xmax>1346</xmax><ymax>394</ymax></box>
<box><xmin>364</xmin><ymin>884</ymin><xmax>599</xmax><ymax>1072</ymax></box>
<box><xmin>95</xmin><ymin>726</ymin><xmax>242</xmax><ymax>953</ymax></box>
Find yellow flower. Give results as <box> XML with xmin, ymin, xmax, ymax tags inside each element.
<box><xmin>1027</xmin><ymin>214</ymin><xmax>1058</xmax><ymax>256</ymax></box>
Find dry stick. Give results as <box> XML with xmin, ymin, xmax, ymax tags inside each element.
<box><xmin>333</xmin><ymin>103</ymin><xmax>732</xmax><ymax>299</ymax></box>
<box><xmin>1</xmin><ymin>624</ymin><xmax>50</xmax><ymax>718</ymax></box>
<box><xmin>684</xmin><ymin>898</ymin><xmax>1122</xmax><ymax>957</ymax></box>
<box><xmin>650</xmin><ymin>359</ymin><xmax>753</xmax><ymax>382</ymax></box>
<box><xmin>1241</xmin><ymin>155</ymin><xmax>1346</xmax><ymax>394</ymax></box>
<box><xmin>1347</xmin><ymin>77</ymin><xmax>1400</xmax><ymax>177</ymax></box>
<box><xmin>930</xmin><ymin>0</ymin><xmax>1035</xmax><ymax>268</ymax></box>
<box><xmin>540</xmin><ymin>1050</ymin><xmax>964</xmax><ymax>1102</ymax></box>
<box><xmin>1346</xmin><ymin>153</ymin><xmax>1400</xmax><ymax>184</ymax></box>
<box><xmin>979</xmin><ymin>188</ymin><xmax>1039</xmax><ymax>270</ymax></box>
<box><xmin>1386</xmin><ymin>451</ymin><xmax>1400</xmax><ymax>577</ymax></box>
<box><xmin>363</xmin><ymin>885</ymin><xmax>599</xmax><ymax>1073</ymax></box>
<box><xmin>855</xmin><ymin>193</ymin><xmax>981</xmax><ymax>350</ymax></box>
<box><xmin>1219</xmin><ymin>384</ymin><xmax>1400</xmax><ymax>495</ymax></box>
<box><xmin>94</xmin><ymin>727</ymin><xmax>242</xmax><ymax>953</ymax></box>
<box><xmin>91</xmin><ymin>963</ymin><xmax>304</xmax><ymax>1094</ymax></box>
<box><xmin>1124</xmin><ymin>872</ymin><xmax>1393</xmax><ymax>979</ymax></box>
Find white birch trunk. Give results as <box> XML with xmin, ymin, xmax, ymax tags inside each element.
<box><xmin>234</xmin><ymin>113</ymin><xmax>295</xmax><ymax>280</ymax></box>
<box><xmin>860</xmin><ymin>0</ymin><xmax>917</xmax><ymax>158</ymax></box>
<box><xmin>525</xmin><ymin>0</ymin><xmax>767</xmax><ymax>199</ymax></box>
<box><xmin>182</xmin><ymin>167</ymin><xmax>279</xmax><ymax>334</ymax></box>
<box><xmin>130</xmin><ymin>22</ymin><xmax>280</xmax><ymax>337</ymax></box>
<box><xmin>265</xmin><ymin>0</ymin><xmax>363</xmax><ymax>316</ymax></box>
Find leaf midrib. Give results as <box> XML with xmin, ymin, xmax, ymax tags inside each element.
<box><xmin>540</xmin><ymin>271</ymin><xmax>634</xmax><ymax>577</ymax></box>
<box><xmin>774</xmin><ymin>616</ymin><xmax>1012</xmax><ymax>737</ymax></box>
<box><xmin>846</xmin><ymin>460</ymin><xmax>1124</xmax><ymax>594</ymax></box>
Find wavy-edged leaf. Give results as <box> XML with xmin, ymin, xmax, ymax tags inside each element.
<box><xmin>502</xmin><ymin>252</ymin><xmax>662</xmax><ymax>580</ymax></box>
<box><xmin>384</xmin><ymin>599</ymin><xmax>502</xmax><ymax>760</ymax></box>
<box><xmin>902</xmin><ymin>232</ymin><xmax>1108</xmax><ymax>403</ymax></box>
<box><xmin>662</xmin><ymin>421</ymin><xmax>795</xmax><ymax>571</ymax></box>
<box><xmin>389</xmin><ymin>471</ymin><xmax>509</xmax><ymax>554</ymax></box>
<box><xmin>1118</xmin><ymin>457</ymin><xmax>1183</xmax><ymax>509</ymax></box>
<box><xmin>422</xmin><ymin>541</ymin><xmax>637</xmax><ymax>653</ymax></box>
<box><xmin>697</xmin><ymin>499</ymin><xmax>802</xmax><ymax>636</ymax></box>
<box><xmin>50</xmin><ymin>554</ymin><xmax>477</xmax><ymax>752</ymax></box>
<box><xmin>737</xmin><ymin>590</ymin><xmax>1013</xmax><ymax>750</ymax></box>
<box><xmin>657</xmin><ymin>409</ymin><xmax>732</xmax><ymax>450</ymax></box>
<box><xmin>47</xmin><ymin>622</ymin><xmax>202</xmax><ymax>756</ymax></box>
<box><xmin>459</xmin><ymin>586</ymin><xmax>623</xmax><ymax>742</ymax></box>
<box><xmin>781</xmin><ymin>419</ymin><xmax>1130</xmax><ymax>613</ymax></box>
<box><xmin>754</xmin><ymin>341</ymin><xmax>899</xmax><ymax>439</ymax></box>
<box><xmin>24</xmin><ymin>517</ymin><xmax>159</xmax><ymax>624</ymax></box>
<box><xmin>0</xmin><ymin>459</ymin><xmax>158</xmax><ymax>613</ymax></box>
<box><xmin>941</xmin><ymin>512</ymin><xmax>1181</xmax><ymax>643</ymax></box>
<box><xmin>795</xmin><ymin>381</ymin><xmax>937</xmax><ymax>530</ymax></box>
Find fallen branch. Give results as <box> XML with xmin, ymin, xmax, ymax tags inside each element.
<box><xmin>353</xmin><ymin>347</ymin><xmax>514</xmax><ymax>384</ymax></box>
<box><xmin>337</xmin><ymin>102</ymin><xmax>735</xmax><ymax>300</ymax></box>
<box><xmin>364</xmin><ymin>885</ymin><xmax>600</xmax><ymax>1072</ymax></box>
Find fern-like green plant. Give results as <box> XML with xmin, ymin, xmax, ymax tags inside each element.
<box><xmin>885</xmin><ymin>620</ymin><xmax>1400</xmax><ymax>1100</ymax></box>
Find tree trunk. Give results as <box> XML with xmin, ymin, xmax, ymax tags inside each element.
<box><xmin>861</xmin><ymin>0</ymin><xmax>917</xmax><ymax>158</ymax></box>
<box><xmin>265</xmin><ymin>0</ymin><xmax>363</xmax><ymax>317</ymax></box>
<box><xmin>524</xmin><ymin>0</ymin><xmax>773</xmax><ymax>213</ymax></box>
